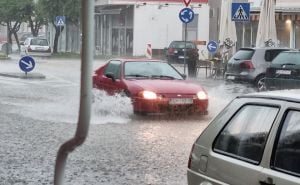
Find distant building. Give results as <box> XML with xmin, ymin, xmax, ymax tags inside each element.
<box><xmin>209</xmin><ymin>0</ymin><xmax>300</xmax><ymax>49</ymax></box>
<box><xmin>249</xmin><ymin>0</ymin><xmax>300</xmax><ymax>48</ymax></box>
<box><xmin>95</xmin><ymin>0</ymin><xmax>210</xmax><ymax>58</ymax></box>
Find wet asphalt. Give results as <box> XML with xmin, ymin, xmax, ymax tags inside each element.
<box><xmin>0</xmin><ymin>57</ymin><xmax>256</xmax><ymax>185</ymax></box>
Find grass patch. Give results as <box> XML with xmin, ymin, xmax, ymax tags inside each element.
<box><xmin>51</xmin><ymin>52</ymin><xmax>115</xmax><ymax>60</ymax></box>
<box><xmin>0</xmin><ymin>52</ymin><xmax>9</xmax><ymax>60</ymax></box>
<box><xmin>51</xmin><ymin>52</ymin><xmax>80</xmax><ymax>58</ymax></box>
<box><xmin>50</xmin><ymin>52</ymin><xmax>164</xmax><ymax>60</ymax></box>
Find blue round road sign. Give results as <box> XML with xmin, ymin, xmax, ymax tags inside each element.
<box><xmin>207</xmin><ymin>40</ymin><xmax>219</xmax><ymax>53</ymax></box>
<box><xmin>19</xmin><ymin>56</ymin><xmax>35</xmax><ymax>73</ymax></box>
<box><xmin>179</xmin><ymin>8</ymin><xmax>194</xmax><ymax>23</ymax></box>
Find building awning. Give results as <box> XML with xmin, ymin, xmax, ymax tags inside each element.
<box><xmin>96</xmin><ymin>8</ymin><xmax>122</xmax><ymax>15</ymax></box>
<box><xmin>96</xmin><ymin>0</ymin><xmax>208</xmax><ymax>6</ymax></box>
<box><xmin>251</xmin><ymin>12</ymin><xmax>300</xmax><ymax>21</ymax></box>
<box><xmin>95</xmin><ymin>5</ymin><xmax>131</xmax><ymax>15</ymax></box>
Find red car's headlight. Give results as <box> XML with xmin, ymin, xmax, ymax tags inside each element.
<box><xmin>197</xmin><ymin>91</ymin><xmax>207</xmax><ymax>100</ymax></box>
<box><xmin>140</xmin><ymin>91</ymin><xmax>157</xmax><ymax>100</ymax></box>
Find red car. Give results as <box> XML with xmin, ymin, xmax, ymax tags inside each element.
<box><xmin>93</xmin><ymin>59</ymin><xmax>208</xmax><ymax>115</ymax></box>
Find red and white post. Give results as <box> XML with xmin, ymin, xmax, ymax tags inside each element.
<box><xmin>146</xmin><ymin>44</ymin><xmax>152</xmax><ymax>59</ymax></box>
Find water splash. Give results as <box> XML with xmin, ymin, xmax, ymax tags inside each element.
<box><xmin>91</xmin><ymin>89</ymin><xmax>133</xmax><ymax>124</ymax></box>
<box><xmin>207</xmin><ymin>83</ymin><xmax>256</xmax><ymax>118</ymax></box>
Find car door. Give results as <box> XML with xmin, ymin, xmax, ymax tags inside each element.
<box><xmin>20</xmin><ymin>38</ymin><xmax>29</xmax><ymax>55</ymax></box>
<box><xmin>259</xmin><ymin>106</ymin><xmax>300</xmax><ymax>185</ymax></box>
<box><xmin>98</xmin><ymin>60</ymin><xmax>125</xmax><ymax>95</ymax></box>
<box><xmin>207</xmin><ymin>102</ymin><xmax>280</xmax><ymax>185</ymax></box>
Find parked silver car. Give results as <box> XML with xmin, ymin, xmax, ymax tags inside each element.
<box><xmin>188</xmin><ymin>89</ymin><xmax>300</xmax><ymax>185</ymax></box>
<box><xmin>225</xmin><ymin>47</ymin><xmax>293</xmax><ymax>91</ymax></box>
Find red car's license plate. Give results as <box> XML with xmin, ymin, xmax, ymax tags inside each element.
<box><xmin>169</xmin><ymin>98</ymin><xmax>193</xmax><ymax>105</ymax></box>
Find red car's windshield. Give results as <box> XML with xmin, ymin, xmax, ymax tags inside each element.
<box><xmin>124</xmin><ymin>61</ymin><xmax>184</xmax><ymax>80</ymax></box>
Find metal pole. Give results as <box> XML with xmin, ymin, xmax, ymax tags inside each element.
<box><xmin>54</xmin><ymin>0</ymin><xmax>94</xmax><ymax>184</ymax></box>
<box><xmin>184</xmin><ymin>23</ymin><xmax>187</xmax><ymax>75</ymax></box>
<box><xmin>242</xmin><ymin>22</ymin><xmax>245</xmax><ymax>47</ymax></box>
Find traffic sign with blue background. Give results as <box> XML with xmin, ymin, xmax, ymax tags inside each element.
<box><xmin>231</xmin><ymin>3</ymin><xmax>250</xmax><ymax>22</ymax></box>
<box><xmin>179</xmin><ymin>8</ymin><xmax>194</xmax><ymax>23</ymax></box>
<box><xmin>19</xmin><ymin>56</ymin><xmax>35</xmax><ymax>73</ymax></box>
<box><xmin>56</xmin><ymin>16</ymin><xmax>66</xmax><ymax>26</ymax></box>
<box><xmin>207</xmin><ymin>40</ymin><xmax>219</xmax><ymax>53</ymax></box>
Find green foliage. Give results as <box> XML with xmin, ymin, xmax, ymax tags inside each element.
<box><xmin>40</xmin><ymin>0</ymin><xmax>80</xmax><ymax>25</ymax></box>
<box><xmin>39</xmin><ymin>0</ymin><xmax>80</xmax><ymax>53</ymax></box>
<box><xmin>0</xmin><ymin>0</ymin><xmax>32</xmax><ymax>24</ymax></box>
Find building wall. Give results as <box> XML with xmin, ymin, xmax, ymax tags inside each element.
<box><xmin>208</xmin><ymin>0</ymin><xmax>221</xmax><ymax>42</ymax></box>
<box><xmin>133</xmin><ymin>3</ymin><xmax>210</xmax><ymax>57</ymax></box>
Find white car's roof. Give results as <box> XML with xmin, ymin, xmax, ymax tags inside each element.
<box><xmin>239</xmin><ymin>89</ymin><xmax>300</xmax><ymax>103</ymax></box>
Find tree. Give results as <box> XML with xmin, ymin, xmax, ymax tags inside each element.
<box><xmin>0</xmin><ymin>0</ymin><xmax>32</xmax><ymax>50</ymax></box>
<box><xmin>26</xmin><ymin>0</ymin><xmax>48</xmax><ymax>37</ymax></box>
<box><xmin>40</xmin><ymin>0</ymin><xmax>80</xmax><ymax>53</ymax></box>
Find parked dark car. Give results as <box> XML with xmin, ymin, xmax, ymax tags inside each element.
<box><xmin>188</xmin><ymin>89</ymin><xmax>300</xmax><ymax>185</ymax></box>
<box><xmin>265</xmin><ymin>51</ymin><xmax>300</xmax><ymax>90</ymax></box>
<box><xmin>165</xmin><ymin>41</ymin><xmax>199</xmax><ymax>64</ymax></box>
<box><xmin>225</xmin><ymin>47</ymin><xmax>293</xmax><ymax>91</ymax></box>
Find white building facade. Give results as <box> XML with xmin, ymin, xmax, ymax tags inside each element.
<box><xmin>95</xmin><ymin>0</ymin><xmax>209</xmax><ymax>57</ymax></box>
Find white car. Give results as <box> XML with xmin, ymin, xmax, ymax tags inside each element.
<box><xmin>20</xmin><ymin>37</ymin><xmax>51</xmax><ymax>57</ymax></box>
<box><xmin>188</xmin><ymin>90</ymin><xmax>300</xmax><ymax>185</ymax></box>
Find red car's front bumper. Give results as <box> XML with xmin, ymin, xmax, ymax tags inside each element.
<box><xmin>132</xmin><ymin>97</ymin><xmax>208</xmax><ymax>115</ymax></box>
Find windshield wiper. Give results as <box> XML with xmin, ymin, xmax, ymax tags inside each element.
<box><xmin>151</xmin><ymin>75</ymin><xmax>177</xmax><ymax>80</ymax></box>
<box><xmin>125</xmin><ymin>74</ymin><xmax>149</xmax><ymax>78</ymax></box>
<box><xmin>281</xmin><ymin>63</ymin><xmax>296</xmax><ymax>66</ymax></box>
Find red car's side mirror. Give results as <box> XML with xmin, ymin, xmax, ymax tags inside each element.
<box><xmin>105</xmin><ymin>72</ymin><xmax>116</xmax><ymax>82</ymax></box>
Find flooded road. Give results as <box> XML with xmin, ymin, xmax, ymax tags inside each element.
<box><xmin>0</xmin><ymin>57</ymin><xmax>256</xmax><ymax>184</ymax></box>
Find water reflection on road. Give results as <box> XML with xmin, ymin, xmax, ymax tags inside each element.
<box><xmin>0</xmin><ymin>58</ymin><xmax>259</xmax><ymax>185</ymax></box>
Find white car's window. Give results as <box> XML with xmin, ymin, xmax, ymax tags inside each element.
<box><xmin>214</xmin><ymin>105</ymin><xmax>279</xmax><ymax>164</ymax></box>
<box><xmin>24</xmin><ymin>39</ymin><xmax>29</xmax><ymax>45</ymax></box>
<box><xmin>30</xmin><ymin>38</ymin><xmax>48</xmax><ymax>46</ymax></box>
<box><xmin>273</xmin><ymin>110</ymin><xmax>300</xmax><ymax>176</ymax></box>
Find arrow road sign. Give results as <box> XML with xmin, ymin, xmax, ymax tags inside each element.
<box><xmin>207</xmin><ymin>40</ymin><xmax>219</xmax><ymax>53</ymax></box>
<box><xmin>19</xmin><ymin>56</ymin><xmax>35</xmax><ymax>73</ymax></box>
<box><xmin>179</xmin><ymin>8</ymin><xmax>194</xmax><ymax>23</ymax></box>
<box><xmin>231</xmin><ymin>3</ymin><xmax>250</xmax><ymax>22</ymax></box>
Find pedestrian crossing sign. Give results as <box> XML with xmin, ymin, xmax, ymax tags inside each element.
<box><xmin>231</xmin><ymin>3</ymin><xmax>250</xmax><ymax>22</ymax></box>
<box><xmin>56</xmin><ymin>16</ymin><xmax>66</xmax><ymax>26</ymax></box>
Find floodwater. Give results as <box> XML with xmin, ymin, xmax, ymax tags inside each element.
<box><xmin>0</xmin><ymin>57</ymin><xmax>257</xmax><ymax>184</ymax></box>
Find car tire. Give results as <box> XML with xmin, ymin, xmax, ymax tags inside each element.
<box><xmin>255</xmin><ymin>74</ymin><xmax>266</xmax><ymax>92</ymax></box>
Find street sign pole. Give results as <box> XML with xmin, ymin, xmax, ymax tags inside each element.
<box><xmin>184</xmin><ymin>23</ymin><xmax>187</xmax><ymax>75</ymax></box>
<box><xmin>60</xmin><ymin>26</ymin><xmax>62</xmax><ymax>51</ymax></box>
<box><xmin>179</xmin><ymin>7</ymin><xmax>194</xmax><ymax>76</ymax></box>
